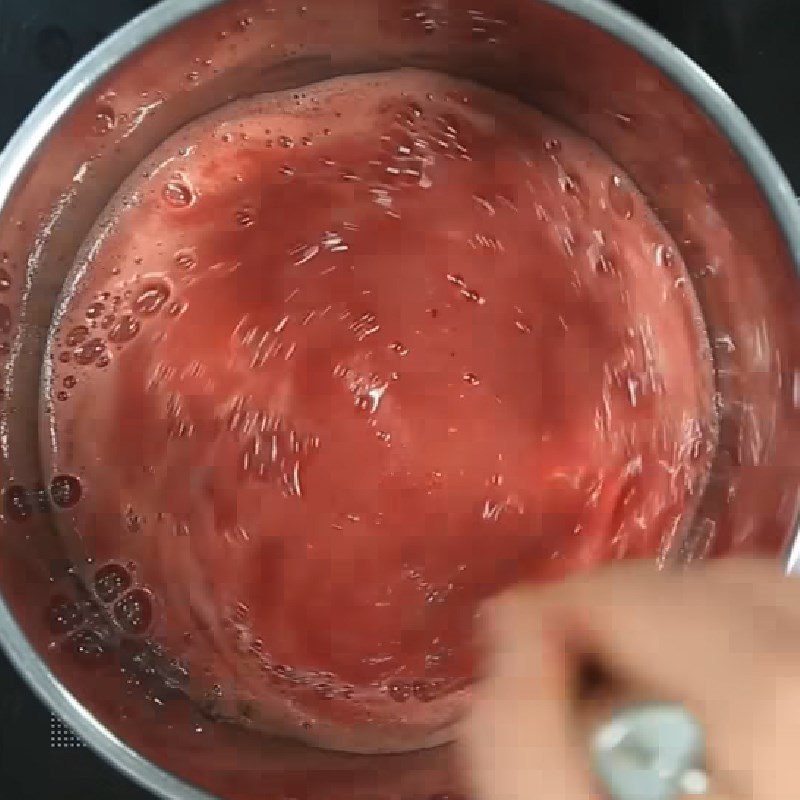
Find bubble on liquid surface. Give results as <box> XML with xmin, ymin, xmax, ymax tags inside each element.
<box><xmin>656</xmin><ymin>244</ymin><xmax>676</xmax><ymax>269</ymax></box>
<box><xmin>594</xmin><ymin>251</ymin><xmax>615</xmax><ymax>275</ymax></box>
<box><xmin>560</xmin><ymin>173</ymin><xmax>580</xmax><ymax>196</ymax></box>
<box><xmin>66</xmin><ymin>628</ymin><xmax>110</xmax><ymax>665</ymax></box>
<box><xmin>94</xmin><ymin>563</ymin><xmax>133</xmax><ymax>603</ymax></box>
<box><xmin>389</xmin><ymin>341</ymin><xmax>409</xmax><ymax>356</ymax></box>
<box><xmin>608</xmin><ymin>174</ymin><xmax>635</xmax><ymax>220</ymax></box>
<box><xmin>114</xmin><ymin>588</ymin><xmax>154</xmax><ymax>635</ymax></box>
<box><xmin>133</xmin><ymin>281</ymin><xmax>171</xmax><ymax>316</ymax></box>
<box><xmin>544</xmin><ymin>137</ymin><xmax>561</xmax><ymax>153</ymax></box>
<box><xmin>387</xmin><ymin>680</ymin><xmax>412</xmax><ymax>702</ymax></box>
<box><xmin>4</xmin><ymin>485</ymin><xmax>32</xmax><ymax>521</ymax></box>
<box><xmin>50</xmin><ymin>474</ymin><xmax>82</xmax><ymax>508</ymax></box>
<box><xmin>0</xmin><ymin>269</ymin><xmax>10</xmax><ymax>292</ymax></box>
<box><xmin>66</xmin><ymin>325</ymin><xmax>89</xmax><ymax>347</ymax></box>
<box><xmin>235</xmin><ymin>208</ymin><xmax>256</xmax><ymax>228</ymax></box>
<box><xmin>174</xmin><ymin>248</ymin><xmax>197</xmax><ymax>270</ymax></box>
<box><xmin>161</xmin><ymin>176</ymin><xmax>195</xmax><ymax>208</ymax></box>
<box><xmin>85</xmin><ymin>301</ymin><xmax>105</xmax><ymax>320</ymax></box>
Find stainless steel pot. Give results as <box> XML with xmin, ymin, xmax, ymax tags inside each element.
<box><xmin>0</xmin><ymin>1</ymin><xmax>798</xmax><ymax>798</ymax></box>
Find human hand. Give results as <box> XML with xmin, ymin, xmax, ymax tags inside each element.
<box><xmin>462</xmin><ymin>558</ymin><xmax>797</xmax><ymax>800</ymax></box>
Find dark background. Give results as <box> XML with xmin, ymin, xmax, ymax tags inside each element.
<box><xmin>0</xmin><ymin>0</ymin><xmax>797</xmax><ymax>798</ymax></box>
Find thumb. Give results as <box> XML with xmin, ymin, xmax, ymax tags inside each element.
<box><xmin>459</xmin><ymin>589</ymin><xmax>597</xmax><ymax>800</ymax></box>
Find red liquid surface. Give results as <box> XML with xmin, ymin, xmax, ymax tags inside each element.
<box><xmin>43</xmin><ymin>69</ymin><xmax>715</xmax><ymax>753</ymax></box>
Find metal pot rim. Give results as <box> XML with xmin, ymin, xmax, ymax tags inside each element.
<box><xmin>0</xmin><ymin>1</ymin><xmax>797</xmax><ymax>798</ymax></box>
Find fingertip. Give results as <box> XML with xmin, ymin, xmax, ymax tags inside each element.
<box><xmin>465</xmin><ymin>587</ymin><xmax>599</xmax><ymax>800</ymax></box>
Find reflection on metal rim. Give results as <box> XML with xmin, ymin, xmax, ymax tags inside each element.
<box><xmin>0</xmin><ymin>0</ymin><xmax>797</xmax><ymax>798</ymax></box>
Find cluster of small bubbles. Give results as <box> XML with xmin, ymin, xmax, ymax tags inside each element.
<box><xmin>167</xmin><ymin>301</ymin><xmax>186</xmax><ymax>318</ymax></box>
<box><xmin>608</xmin><ymin>174</ymin><xmax>635</xmax><ymax>220</ymax></box>
<box><xmin>109</xmin><ymin>314</ymin><xmax>141</xmax><ymax>344</ymax></box>
<box><xmin>46</xmin><ymin>594</ymin><xmax>84</xmax><ymax>635</ymax></box>
<box><xmin>74</xmin><ymin>336</ymin><xmax>106</xmax><ymax>366</ymax></box>
<box><xmin>125</xmin><ymin>506</ymin><xmax>142</xmax><ymax>534</ymax></box>
<box><xmin>412</xmin><ymin>679</ymin><xmax>443</xmax><ymax>702</ymax></box>
<box><xmin>235</xmin><ymin>208</ymin><xmax>256</xmax><ymax>228</ymax></box>
<box><xmin>161</xmin><ymin>176</ymin><xmax>195</xmax><ymax>208</ymax></box>
<box><xmin>4</xmin><ymin>485</ymin><xmax>32</xmax><ymax>521</ymax></box>
<box><xmin>543</xmin><ymin>138</ymin><xmax>562</xmax><ymax>154</ymax></box>
<box><xmin>445</xmin><ymin>272</ymin><xmax>485</xmax><ymax>304</ymax></box>
<box><xmin>278</xmin><ymin>135</ymin><xmax>294</xmax><ymax>149</ymax></box>
<box><xmin>94</xmin><ymin>563</ymin><xmax>133</xmax><ymax>603</ymax></box>
<box><xmin>467</xmin><ymin>7</ymin><xmax>508</xmax><ymax>43</ymax></box>
<box><xmin>401</xmin><ymin>5</ymin><xmax>440</xmax><ymax>34</ymax></box>
<box><xmin>463</xmin><ymin>372</ymin><xmax>480</xmax><ymax>385</ymax></box>
<box><xmin>92</xmin><ymin>105</ymin><xmax>116</xmax><ymax>136</ymax></box>
<box><xmin>50</xmin><ymin>474</ymin><xmax>82</xmax><ymax>508</ymax></box>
